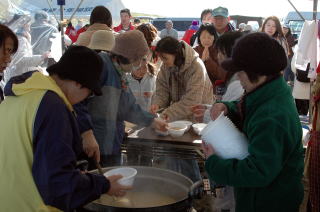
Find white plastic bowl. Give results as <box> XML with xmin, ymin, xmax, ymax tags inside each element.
<box><xmin>104</xmin><ymin>167</ymin><xmax>137</xmax><ymax>186</ymax></box>
<box><xmin>167</xmin><ymin>122</ymin><xmax>187</xmax><ymax>137</ymax></box>
<box><xmin>192</xmin><ymin>123</ymin><xmax>207</xmax><ymax>135</ymax></box>
<box><xmin>170</xmin><ymin>120</ymin><xmax>193</xmax><ymax>131</ymax></box>
<box><xmin>201</xmin><ymin>112</ymin><xmax>249</xmax><ymax>160</ymax></box>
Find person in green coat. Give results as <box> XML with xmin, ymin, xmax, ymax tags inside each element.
<box><xmin>203</xmin><ymin>32</ymin><xmax>304</xmax><ymax>212</ymax></box>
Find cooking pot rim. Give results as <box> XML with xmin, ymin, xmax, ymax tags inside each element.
<box><xmin>86</xmin><ymin>166</ymin><xmax>201</xmax><ymax>209</ymax></box>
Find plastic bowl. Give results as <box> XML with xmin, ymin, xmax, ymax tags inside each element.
<box><xmin>155</xmin><ymin>129</ymin><xmax>169</xmax><ymax>136</ymax></box>
<box><xmin>170</xmin><ymin>120</ymin><xmax>193</xmax><ymax>131</ymax></box>
<box><xmin>104</xmin><ymin>167</ymin><xmax>137</xmax><ymax>186</ymax></box>
<box><xmin>167</xmin><ymin>122</ymin><xmax>187</xmax><ymax>137</ymax></box>
<box><xmin>192</xmin><ymin>123</ymin><xmax>207</xmax><ymax>135</ymax></box>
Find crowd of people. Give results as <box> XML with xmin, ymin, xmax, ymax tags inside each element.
<box><xmin>0</xmin><ymin>3</ymin><xmax>314</xmax><ymax>212</ymax></box>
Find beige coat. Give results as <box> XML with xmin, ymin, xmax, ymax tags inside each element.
<box><xmin>76</xmin><ymin>23</ymin><xmax>113</xmax><ymax>47</ymax></box>
<box><xmin>152</xmin><ymin>41</ymin><xmax>213</xmax><ymax>121</ymax></box>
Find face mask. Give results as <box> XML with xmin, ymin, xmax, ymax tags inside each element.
<box><xmin>131</xmin><ymin>63</ymin><xmax>141</xmax><ymax>72</ymax></box>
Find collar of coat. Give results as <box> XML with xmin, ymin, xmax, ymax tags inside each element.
<box><xmin>244</xmin><ymin>76</ymin><xmax>290</xmax><ymax>110</ymax></box>
<box><xmin>87</xmin><ymin>23</ymin><xmax>112</xmax><ymax>32</ymax></box>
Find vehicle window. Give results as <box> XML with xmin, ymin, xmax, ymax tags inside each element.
<box><xmin>247</xmin><ymin>21</ymin><xmax>259</xmax><ymax>31</ymax></box>
<box><xmin>288</xmin><ymin>20</ymin><xmax>304</xmax><ymax>37</ymax></box>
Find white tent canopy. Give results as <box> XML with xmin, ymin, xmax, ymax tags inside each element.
<box><xmin>17</xmin><ymin>0</ymin><xmax>125</xmax><ymax>25</ymax></box>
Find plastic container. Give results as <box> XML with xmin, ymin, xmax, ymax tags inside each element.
<box><xmin>104</xmin><ymin>167</ymin><xmax>137</xmax><ymax>186</ymax></box>
<box><xmin>201</xmin><ymin>112</ymin><xmax>249</xmax><ymax>160</ymax></box>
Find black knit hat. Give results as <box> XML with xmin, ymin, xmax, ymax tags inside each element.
<box><xmin>221</xmin><ymin>32</ymin><xmax>287</xmax><ymax>76</ymax></box>
<box><xmin>47</xmin><ymin>46</ymin><xmax>103</xmax><ymax>95</ymax></box>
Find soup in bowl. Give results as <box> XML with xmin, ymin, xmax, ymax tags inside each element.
<box><xmin>167</xmin><ymin>122</ymin><xmax>188</xmax><ymax>137</ymax></box>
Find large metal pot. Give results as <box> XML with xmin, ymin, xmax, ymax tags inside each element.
<box><xmin>82</xmin><ymin>166</ymin><xmax>202</xmax><ymax>212</ymax></box>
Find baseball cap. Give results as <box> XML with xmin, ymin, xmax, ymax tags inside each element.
<box><xmin>212</xmin><ymin>7</ymin><xmax>229</xmax><ymax>18</ymax></box>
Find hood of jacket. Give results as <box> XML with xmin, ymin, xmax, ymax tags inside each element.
<box><xmin>178</xmin><ymin>40</ymin><xmax>200</xmax><ymax>73</ymax></box>
<box><xmin>4</xmin><ymin>71</ymin><xmax>73</xmax><ymax>111</ymax></box>
<box><xmin>87</xmin><ymin>23</ymin><xmax>112</xmax><ymax>32</ymax></box>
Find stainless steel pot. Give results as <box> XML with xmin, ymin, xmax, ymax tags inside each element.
<box><xmin>82</xmin><ymin>166</ymin><xmax>202</xmax><ymax>212</ymax></box>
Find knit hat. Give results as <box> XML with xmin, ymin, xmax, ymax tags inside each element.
<box><xmin>88</xmin><ymin>30</ymin><xmax>115</xmax><ymax>51</ymax></box>
<box><xmin>47</xmin><ymin>46</ymin><xmax>103</xmax><ymax>95</ymax></box>
<box><xmin>111</xmin><ymin>30</ymin><xmax>149</xmax><ymax>62</ymax></box>
<box><xmin>221</xmin><ymin>32</ymin><xmax>287</xmax><ymax>76</ymax></box>
<box><xmin>212</xmin><ymin>7</ymin><xmax>229</xmax><ymax>18</ymax></box>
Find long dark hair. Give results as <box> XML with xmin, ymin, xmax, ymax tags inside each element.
<box><xmin>155</xmin><ymin>36</ymin><xmax>185</xmax><ymax>68</ymax></box>
<box><xmin>136</xmin><ymin>24</ymin><xmax>159</xmax><ymax>75</ymax></box>
<box><xmin>215</xmin><ymin>31</ymin><xmax>243</xmax><ymax>57</ymax></box>
<box><xmin>90</xmin><ymin>6</ymin><xmax>112</xmax><ymax>27</ymax></box>
<box><xmin>283</xmin><ymin>26</ymin><xmax>293</xmax><ymax>38</ymax></box>
<box><xmin>215</xmin><ymin>31</ymin><xmax>244</xmax><ymax>82</ymax></box>
<box><xmin>261</xmin><ymin>16</ymin><xmax>284</xmax><ymax>39</ymax></box>
<box><xmin>136</xmin><ymin>24</ymin><xmax>157</xmax><ymax>48</ymax></box>
<box><xmin>197</xmin><ymin>23</ymin><xmax>218</xmax><ymax>47</ymax></box>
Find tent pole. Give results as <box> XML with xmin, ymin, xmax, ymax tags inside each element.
<box><xmin>57</xmin><ymin>0</ymin><xmax>65</xmax><ymax>53</ymax></box>
<box><xmin>60</xmin><ymin>5</ymin><xmax>65</xmax><ymax>53</ymax></box>
<box><xmin>45</xmin><ymin>0</ymin><xmax>60</xmax><ymax>25</ymax></box>
<box><xmin>313</xmin><ymin>0</ymin><xmax>318</xmax><ymax>20</ymax></box>
<box><xmin>287</xmin><ymin>0</ymin><xmax>306</xmax><ymax>21</ymax></box>
<box><xmin>67</xmin><ymin>0</ymin><xmax>85</xmax><ymax>25</ymax></box>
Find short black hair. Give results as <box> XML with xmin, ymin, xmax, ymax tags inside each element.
<box><xmin>214</xmin><ymin>31</ymin><xmax>244</xmax><ymax>57</ymax></box>
<box><xmin>197</xmin><ymin>24</ymin><xmax>218</xmax><ymax>47</ymax></box>
<box><xmin>120</xmin><ymin>8</ymin><xmax>131</xmax><ymax>17</ymax></box>
<box><xmin>90</xmin><ymin>6</ymin><xmax>112</xmax><ymax>27</ymax></box>
<box><xmin>134</xmin><ymin>18</ymin><xmax>140</xmax><ymax>24</ymax></box>
<box><xmin>0</xmin><ymin>24</ymin><xmax>18</xmax><ymax>54</ymax></box>
<box><xmin>155</xmin><ymin>36</ymin><xmax>185</xmax><ymax>68</ymax></box>
<box><xmin>200</xmin><ymin>9</ymin><xmax>213</xmax><ymax>21</ymax></box>
<box><xmin>215</xmin><ymin>31</ymin><xmax>244</xmax><ymax>82</ymax></box>
<box><xmin>109</xmin><ymin>53</ymin><xmax>130</xmax><ymax>65</ymax></box>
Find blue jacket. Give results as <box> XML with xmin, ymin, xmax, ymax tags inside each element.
<box><xmin>1</xmin><ymin>71</ymin><xmax>109</xmax><ymax>211</ymax></box>
<box><xmin>75</xmin><ymin>52</ymin><xmax>155</xmax><ymax>155</ymax></box>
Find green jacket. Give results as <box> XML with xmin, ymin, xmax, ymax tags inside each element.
<box><xmin>205</xmin><ymin>77</ymin><xmax>304</xmax><ymax>212</ymax></box>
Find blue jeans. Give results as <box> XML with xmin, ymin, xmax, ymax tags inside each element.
<box><xmin>284</xmin><ymin>57</ymin><xmax>295</xmax><ymax>81</ymax></box>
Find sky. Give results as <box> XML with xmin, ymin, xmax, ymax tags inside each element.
<box><xmin>121</xmin><ymin>0</ymin><xmax>317</xmax><ymax>19</ymax></box>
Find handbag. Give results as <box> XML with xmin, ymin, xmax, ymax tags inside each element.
<box><xmin>296</xmin><ymin>63</ymin><xmax>310</xmax><ymax>83</ymax></box>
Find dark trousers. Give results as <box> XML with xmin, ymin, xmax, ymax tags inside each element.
<box><xmin>295</xmin><ymin>99</ymin><xmax>309</xmax><ymax>115</ymax></box>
